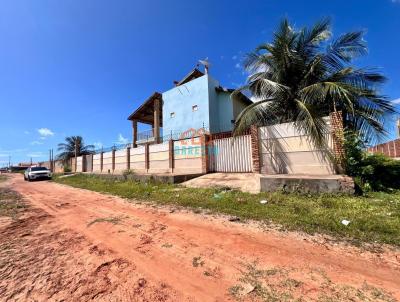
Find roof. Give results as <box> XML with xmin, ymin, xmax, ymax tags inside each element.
<box><xmin>127</xmin><ymin>92</ymin><xmax>162</xmax><ymax>124</ymax></box>
<box><xmin>176</xmin><ymin>68</ymin><xmax>204</xmax><ymax>86</ymax></box>
<box><xmin>215</xmin><ymin>86</ymin><xmax>253</xmax><ymax>105</ymax></box>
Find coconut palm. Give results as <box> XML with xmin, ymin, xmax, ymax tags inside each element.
<box><xmin>56</xmin><ymin>136</ymin><xmax>95</xmax><ymax>163</ymax></box>
<box><xmin>233</xmin><ymin>18</ymin><xmax>395</xmax><ymax>148</ymax></box>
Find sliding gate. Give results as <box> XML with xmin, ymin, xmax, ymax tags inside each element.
<box><xmin>209</xmin><ymin>135</ymin><xmax>253</xmax><ymax>172</ymax></box>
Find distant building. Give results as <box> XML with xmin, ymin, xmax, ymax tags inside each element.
<box><xmin>367</xmin><ymin>119</ymin><xmax>400</xmax><ymax>160</ymax></box>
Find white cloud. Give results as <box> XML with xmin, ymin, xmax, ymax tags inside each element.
<box><xmin>93</xmin><ymin>141</ymin><xmax>103</xmax><ymax>149</ymax></box>
<box><xmin>0</xmin><ymin>153</ymin><xmax>9</xmax><ymax>158</ymax></box>
<box><xmin>391</xmin><ymin>98</ymin><xmax>400</xmax><ymax>104</ymax></box>
<box><xmin>235</xmin><ymin>62</ymin><xmax>241</xmax><ymax>69</ymax></box>
<box><xmin>24</xmin><ymin>131</ymin><xmax>30</xmax><ymax>135</ymax></box>
<box><xmin>117</xmin><ymin>134</ymin><xmax>129</xmax><ymax>144</ymax></box>
<box><xmin>37</xmin><ymin>128</ymin><xmax>54</xmax><ymax>137</ymax></box>
<box><xmin>232</xmin><ymin>55</ymin><xmax>238</xmax><ymax>60</ymax></box>
<box><xmin>30</xmin><ymin>141</ymin><xmax>43</xmax><ymax>145</ymax></box>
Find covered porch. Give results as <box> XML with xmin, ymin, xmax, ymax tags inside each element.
<box><xmin>127</xmin><ymin>92</ymin><xmax>163</xmax><ymax>147</ymax></box>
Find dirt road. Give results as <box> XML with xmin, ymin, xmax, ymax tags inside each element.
<box><xmin>1</xmin><ymin>174</ymin><xmax>399</xmax><ymax>301</ymax></box>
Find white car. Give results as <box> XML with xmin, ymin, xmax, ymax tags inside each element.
<box><xmin>24</xmin><ymin>167</ymin><xmax>52</xmax><ymax>181</ymax></box>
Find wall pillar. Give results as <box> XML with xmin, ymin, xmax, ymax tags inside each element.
<box><xmin>201</xmin><ymin>134</ymin><xmax>210</xmax><ymax>173</ymax></box>
<box><xmin>132</xmin><ymin>120</ymin><xmax>138</xmax><ymax>148</ymax></box>
<box><xmin>169</xmin><ymin>139</ymin><xmax>174</xmax><ymax>173</ymax></box>
<box><xmin>145</xmin><ymin>143</ymin><xmax>150</xmax><ymax>172</ymax></box>
<box><xmin>100</xmin><ymin>152</ymin><xmax>104</xmax><ymax>173</ymax></box>
<box><xmin>154</xmin><ymin>99</ymin><xmax>161</xmax><ymax>144</ymax></box>
<box><xmin>330</xmin><ymin>111</ymin><xmax>345</xmax><ymax>173</ymax></box>
<box><xmin>250</xmin><ymin>125</ymin><xmax>261</xmax><ymax>173</ymax></box>
<box><xmin>126</xmin><ymin>147</ymin><xmax>131</xmax><ymax>171</ymax></box>
<box><xmin>111</xmin><ymin>149</ymin><xmax>116</xmax><ymax>172</ymax></box>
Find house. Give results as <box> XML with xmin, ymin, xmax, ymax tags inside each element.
<box><xmin>127</xmin><ymin>68</ymin><xmax>252</xmax><ymax>147</ymax></box>
<box><xmin>367</xmin><ymin>119</ymin><xmax>400</xmax><ymax>160</ymax></box>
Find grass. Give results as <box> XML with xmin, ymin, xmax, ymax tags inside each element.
<box><xmin>0</xmin><ymin>175</ymin><xmax>8</xmax><ymax>183</ymax></box>
<box><xmin>87</xmin><ymin>216</ymin><xmax>123</xmax><ymax>227</ymax></box>
<box><xmin>0</xmin><ymin>188</ymin><xmax>27</xmax><ymax>219</ymax></box>
<box><xmin>53</xmin><ymin>174</ymin><xmax>400</xmax><ymax>246</ymax></box>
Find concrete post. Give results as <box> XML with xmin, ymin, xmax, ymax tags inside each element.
<box><xmin>100</xmin><ymin>152</ymin><xmax>104</xmax><ymax>173</ymax></box>
<box><xmin>145</xmin><ymin>143</ymin><xmax>149</xmax><ymax>172</ymax></box>
<box><xmin>154</xmin><ymin>98</ymin><xmax>161</xmax><ymax>144</ymax></box>
<box><xmin>250</xmin><ymin>125</ymin><xmax>261</xmax><ymax>173</ymax></box>
<box><xmin>126</xmin><ymin>147</ymin><xmax>131</xmax><ymax>171</ymax></box>
<box><xmin>112</xmin><ymin>149</ymin><xmax>116</xmax><ymax>172</ymax></box>
<box><xmin>169</xmin><ymin>139</ymin><xmax>174</xmax><ymax>173</ymax></box>
<box><xmin>201</xmin><ymin>134</ymin><xmax>210</xmax><ymax>174</ymax></box>
<box><xmin>132</xmin><ymin>120</ymin><xmax>138</xmax><ymax>148</ymax></box>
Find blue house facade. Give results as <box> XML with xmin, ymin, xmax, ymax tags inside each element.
<box><xmin>128</xmin><ymin>68</ymin><xmax>251</xmax><ymax>146</ymax></box>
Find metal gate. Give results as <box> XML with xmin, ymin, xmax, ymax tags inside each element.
<box><xmin>210</xmin><ymin>135</ymin><xmax>253</xmax><ymax>172</ymax></box>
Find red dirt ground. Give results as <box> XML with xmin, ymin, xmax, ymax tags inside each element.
<box><xmin>0</xmin><ymin>174</ymin><xmax>399</xmax><ymax>301</ymax></box>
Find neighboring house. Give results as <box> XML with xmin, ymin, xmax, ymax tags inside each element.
<box><xmin>367</xmin><ymin>119</ymin><xmax>400</xmax><ymax>160</ymax></box>
<box><xmin>368</xmin><ymin>139</ymin><xmax>400</xmax><ymax>160</ymax></box>
<box><xmin>127</xmin><ymin>68</ymin><xmax>251</xmax><ymax>146</ymax></box>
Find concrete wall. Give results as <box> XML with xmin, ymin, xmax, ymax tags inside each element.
<box><xmin>130</xmin><ymin>145</ymin><xmax>146</xmax><ymax>172</ymax></box>
<box><xmin>162</xmin><ymin>75</ymin><xmax>210</xmax><ymax>136</ymax></box>
<box><xmin>102</xmin><ymin>151</ymin><xmax>113</xmax><ymax>173</ymax></box>
<box><xmin>368</xmin><ymin>139</ymin><xmax>400</xmax><ymax>159</ymax></box>
<box><xmin>148</xmin><ymin>142</ymin><xmax>170</xmax><ymax>173</ymax></box>
<box><xmin>174</xmin><ymin>137</ymin><xmax>204</xmax><ymax>174</ymax></box>
<box><xmin>71</xmin><ymin>136</ymin><xmax>204</xmax><ymax>175</ymax></box>
<box><xmin>162</xmin><ymin>74</ymin><xmax>248</xmax><ymax>136</ymax></box>
<box><xmin>259</xmin><ymin>117</ymin><xmax>335</xmax><ymax>175</ymax></box>
<box><xmin>93</xmin><ymin>154</ymin><xmax>101</xmax><ymax>172</ymax></box>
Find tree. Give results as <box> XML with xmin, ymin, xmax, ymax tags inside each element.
<box><xmin>233</xmin><ymin>18</ymin><xmax>395</xmax><ymax>149</ymax></box>
<box><xmin>56</xmin><ymin>136</ymin><xmax>95</xmax><ymax>164</ymax></box>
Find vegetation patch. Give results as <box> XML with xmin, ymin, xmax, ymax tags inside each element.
<box><xmin>87</xmin><ymin>216</ymin><xmax>123</xmax><ymax>227</ymax></box>
<box><xmin>0</xmin><ymin>175</ymin><xmax>8</xmax><ymax>183</ymax></box>
<box><xmin>0</xmin><ymin>188</ymin><xmax>27</xmax><ymax>219</ymax></box>
<box><xmin>229</xmin><ymin>262</ymin><xmax>396</xmax><ymax>301</ymax></box>
<box><xmin>54</xmin><ymin>174</ymin><xmax>400</xmax><ymax>246</ymax></box>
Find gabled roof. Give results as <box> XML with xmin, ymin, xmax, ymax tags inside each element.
<box><xmin>127</xmin><ymin>92</ymin><xmax>162</xmax><ymax>124</ymax></box>
<box><xmin>176</xmin><ymin>68</ymin><xmax>205</xmax><ymax>86</ymax></box>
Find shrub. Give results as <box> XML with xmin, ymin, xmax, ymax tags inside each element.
<box><xmin>344</xmin><ymin>131</ymin><xmax>400</xmax><ymax>191</ymax></box>
<box><xmin>63</xmin><ymin>165</ymin><xmax>72</xmax><ymax>173</ymax></box>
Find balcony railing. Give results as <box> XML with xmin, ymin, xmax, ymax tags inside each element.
<box><xmin>136</xmin><ymin>128</ymin><xmax>163</xmax><ymax>144</ymax></box>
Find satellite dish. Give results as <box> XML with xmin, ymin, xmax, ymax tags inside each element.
<box><xmin>198</xmin><ymin>57</ymin><xmax>211</xmax><ymax>74</ymax></box>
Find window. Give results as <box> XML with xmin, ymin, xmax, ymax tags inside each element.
<box><xmin>170</xmin><ymin>112</ymin><xmax>175</xmax><ymax>118</ymax></box>
<box><xmin>192</xmin><ymin>105</ymin><xmax>198</xmax><ymax>112</ymax></box>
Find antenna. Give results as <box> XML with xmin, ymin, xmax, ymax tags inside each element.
<box><xmin>198</xmin><ymin>57</ymin><xmax>211</xmax><ymax>74</ymax></box>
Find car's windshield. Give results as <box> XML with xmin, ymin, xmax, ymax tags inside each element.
<box><xmin>30</xmin><ymin>167</ymin><xmax>48</xmax><ymax>171</ymax></box>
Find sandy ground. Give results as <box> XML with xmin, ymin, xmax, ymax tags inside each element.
<box><xmin>0</xmin><ymin>174</ymin><xmax>399</xmax><ymax>301</ymax></box>
<box><xmin>183</xmin><ymin>173</ymin><xmax>261</xmax><ymax>193</ymax></box>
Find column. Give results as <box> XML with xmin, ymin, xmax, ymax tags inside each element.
<box><xmin>154</xmin><ymin>99</ymin><xmax>161</xmax><ymax>144</ymax></box>
<box><xmin>132</xmin><ymin>120</ymin><xmax>138</xmax><ymax>148</ymax></box>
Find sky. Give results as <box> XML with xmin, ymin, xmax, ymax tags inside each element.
<box><xmin>0</xmin><ymin>0</ymin><xmax>399</xmax><ymax>166</ymax></box>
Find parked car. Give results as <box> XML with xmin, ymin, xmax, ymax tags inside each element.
<box><xmin>24</xmin><ymin>167</ymin><xmax>52</xmax><ymax>181</ymax></box>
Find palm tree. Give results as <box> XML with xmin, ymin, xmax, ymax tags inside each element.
<box><xmin>233</xmin><ymin>18</ymin><xmax>395</xmax><ymax>149</ymax></box>
<box><xmin>56</xmin><ymin>136</ymin><xmax>95</xmax><ymax>164</ymax></box>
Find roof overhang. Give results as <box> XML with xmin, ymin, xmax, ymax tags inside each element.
<box><xmin>127</xmin><ymin>92</ymin><xmax>162</xmax><ymax>125</ymax></box>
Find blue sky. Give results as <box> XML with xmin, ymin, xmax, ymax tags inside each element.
<box><xmin>1</xmin><ymin>0</ymin><xmax>399</xmax><ymax>166</ymax></box>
